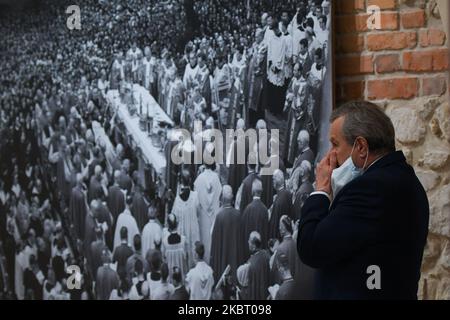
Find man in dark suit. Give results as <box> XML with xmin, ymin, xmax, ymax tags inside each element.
<box><xmin>241</xmin><ymin>179</ymin><xmax>269</xmax><ymax>262</ymax></box>
<box><xmin>169</xmin><ymin>267</ymin><xmax>189</xmax><ymax>300</ymax></box>
<box><xmin>118</xmin><ymin>159</ymin><xmax>133</xmax><ymax>195</ymax></box>
<box><xmin>112</xmin><ymin>227</ymin><xmax>134</xmax><ymax>282</ymax></box>
<box><xmin>90</xmin><ymin>228</ymin><xmax>107</xmax><ymax>279</ymax></box>
<box><xmin>292</xmin><ymin>130</ymin><xmax>315</xmax><ymax>171</ymax></box>
<box><xmin>125</xmin><ymin>235</ymin><xmax>148</xmax><ymax>285</ymax></box>
<box><xmin>210</xmin><ymin>185</ymin><xmax>241</xmax><ymax>282</ymax></box>
<box><xmin>297</xmin><ymin>101</ymin><xmax>429</xmax><ymax>300</ymax></box>
<box><xmin>96</xmin><ymin>249</ymin><xmax>120</xmax><ymax>300</ymax></box>
<box><xmin>237</xmin><ymin>157</ymin><xmax>259</xmax><ymax>213</ymax></box>
<box><xmin>268</xmin><ymin>169</ymin><xmax>293</xmax><ymax>240</ymax></box>
<box><xmin>107</xmin><ymin>170</ymin><xmax>126</xmax><ymax>223</ymax></box>
<box><xmin>247</xmin><ymin>231</ymin><xmax>270</xmax><ymax>300</ymax></box>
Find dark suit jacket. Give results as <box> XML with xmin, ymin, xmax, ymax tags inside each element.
<box><xmin>169</xmin><ymin>286</ymin><xmax>189</xmax><ymax>300</ymax></box>
<box><xmin>293</xmin><ymin>148</ymin><xmax>315</xmax><ymax>171</ymax></box>
<box><xmin>297</xmin><ymin>151</ymin><xmax>429</xmax><ymax>300</ymax></box>
<box><xmin>96</xmin><ymin>265</ymin><xmax>119</xmax><ymax>300</ymax></box>
<box><xmin>112</xmin><ymin>243</ymin><xmax>134</xmax><ymax>281</ymax></box>
<box><xmin>239</xmin><ymin>172</ymin><xmax>258</xmax><ymax>213</ymax></box>
<box><xmin>268</xmin><ymin>189</ymin><xmax>293</xmax><ymax>240</ymax></box>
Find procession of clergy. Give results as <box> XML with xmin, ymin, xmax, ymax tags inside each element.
<box><xmin>99</xmin><ymin>1</ymin><xmax>330</xmax><ymax>300</ymax></box>
<box><xmin>21</xmin><ymin>0</ymin><xmax>331</xmax><ymax>300</ymax></box>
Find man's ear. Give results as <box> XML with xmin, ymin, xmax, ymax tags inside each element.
<box><xmin>356</xmin><ymin>137</ymin><xmax>369</xmax><ymax>158</ymax></box>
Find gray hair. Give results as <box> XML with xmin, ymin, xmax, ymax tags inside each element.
<box><xmin>300</xmin><ymin>160</ymin><xmax>312</xmax><ymax>176</ymax></box>
<box><xmin>251</xmin><ymin>178</ymin><xmax>263</xmax><ymax>197</ymax></box>
<box><xmin>222</xmin><ymin>185</ymin><xmax>233</xmax><ymax>203</ymax></box>
<box><xmin>297</xmin><ymin>130</ymin><xmax>309</xmax><ymax>144</ymax></box>
<box><xmin>330</xmin><ymin>101</ymin><xmax>396</xmax><ymax>154</ymax></box>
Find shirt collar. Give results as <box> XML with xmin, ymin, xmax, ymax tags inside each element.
<box><xmin>366</xmin><ymin>155</ymin><xmax>385</xmax><ymax>170</ymax></box>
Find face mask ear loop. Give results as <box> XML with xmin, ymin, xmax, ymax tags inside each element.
<box><xmin>350</xmin><ymin>139</ymin><xmax>357</xmax><ymax>163</ymax></box>
<box><xmin>362</xmin><ymin>150</ymin><xmax>369</xmax><ymax>172</ymax></box>
<box><xmin>360</xmin><ymin>137</ymin><xmax>370</xmax><ymax>171</ymax></box>
<box><xmin>352</xmin><ymin>138</ymin><xmax>369</xmax><ymax>171</ymax></box>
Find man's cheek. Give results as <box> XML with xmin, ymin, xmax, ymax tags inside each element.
<box><xmin>336</xmin><ymin>154</ymin><xmax>345</xmax><ymax>167</ymax></box>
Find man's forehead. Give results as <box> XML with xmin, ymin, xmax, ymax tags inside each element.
<box><xmin>330</xmin><ymin>116</ymin><xmax>345</xmax><ymax>138</ymax></box>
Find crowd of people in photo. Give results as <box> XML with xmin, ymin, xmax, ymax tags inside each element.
<box><xmin>0</xmin><ymin>0</ymin><xmax>331</xmax><ymax>300</ymax></box>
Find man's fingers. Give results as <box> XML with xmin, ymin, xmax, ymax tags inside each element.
<box><xmin>330</xmin><ymin>151</ymin><xmax>338</xmax><ymax>170</ymax></box>
<box><xmin>325</xmin><ymin>151</ymin><xmax>333</xmax><ymax>167</ymax></box>
<box><xmin>320</xmin><ymin>152</ymin><xmax>330</xmax><ymax>166</ymax></box>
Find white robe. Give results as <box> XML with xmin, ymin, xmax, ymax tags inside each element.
<box><xmin>166</xmin><ymin>78</ymin><xmax>183</xmax><ymax>118</ymax></box>
<box><xmin>142</xmin><ymin>57</ymin><xmax>156</xmax><ymax>88</ymax></box>
<box><xmin>195</xmin><ymin>65</ymin><xmax>210</xmax><ymax>89</ymax></box>
<box><xmin>141</xmin><ymin>219</ymin><xmax>163</xmax><ymax>258</ymax></box>
<box><xmin>316</xmin><ymin>28</ymin><xmax>329</xmax><ymax>60</ymax></box>
<box><xmin>282</xmin><ymin>32</ymin><xmax>294</xmax><ymax>80</ymax></box>
<box><xmin>185</xmin><ymin>261</ymin><xmax>214</xmax><ymax>300</ymax></box>
<box><xmin>312</xmin><ymin>16</ymin><xmax>321</xmax><ymax>35</ymax></box>
<box><xmin>263</xmin><ymin>27</ymin><xmax>275</xmax><ymax>47</ymax></box>
<box><xmin>308</xmin><ymin>36</ymin><xmax>322</xmax><ymax>58</ymax></box>
<box><xmin>310</xmin><ymin>62</ymin><xmax>326</xmax><ymax>84</ymax></box>
<box><xmin>231</xmin><ymin>54</ymin><xmax>246</xmax><ymax>80</ymax></box>
<box><xmin>194</xmin><ymin>169</ymin><xmax>222</xmax><ymax>264</ymax></box>
<box><xmin>161</xmin><ymin>230</ymin><xmax>188</xmax><ymax>280</ymax></box>
<box><xmin>316</xmin><ymin>28</ymin><xmax>329</xmax><ymax>47</ymax></box>
<box><xmin>213</xmin><ymin>65</ymin><xmax>232</xmax><ymax>93</ymax></box>
<box><xmin>183</xmin><ymin>64</ymin><xmax>199</xmax><ymax>90</ymax></box>
<box><xmin>113</xmin><ymin>209</ymin><xmax>140</xmax><ymax>251</ymax></box>
<box><xmin>15</xmin><ymin>252</ymin><xmax>26</xmax><ymax>300</ymax></box>
<box><xmin>112</xmin><ymin>60</ymin><xmax>125</xmax><ymax>80</ymax></box>
<box><xmin>292</xmin><ymin>28</ymin><xmax>306</xmax><ymax>58</ymax></box>
<box><xmin>172</xmin><ymin>191</ymin><xmax>201</xmax><ymax>268</ymax></box>
<box><xmin>267</xmin><ymin>35</ymin><xmax>287</xmax><ymax>86</ymax></box>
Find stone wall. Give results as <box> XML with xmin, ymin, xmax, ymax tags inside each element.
<box><xmin>335</xmin><ymin>0</ymin><xmax>449</xmax><ymax>299</ymax></box>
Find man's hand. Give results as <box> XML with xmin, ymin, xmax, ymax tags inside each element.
<box><xmin>315</xmin><ymin>150</ymin><xmax>338</xmax><ymax>196</ymax></box>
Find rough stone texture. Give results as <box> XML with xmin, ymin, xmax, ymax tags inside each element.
<box><xmin>422</xmin><ymin>149</ymin><xmax>450</xmax><ymax>170</ymax></box>
<box><xmin>429</xmin><ymin>184</ymin><xmax>450</xmax><ymax>237</ymax></box>
<box><xmin>336</xmin><ymin>0</ymin><xmax>450</xmax><ymax>300</ymax></box>
<box><xmin>403</xmin><ymin>147</ymin><xmax>414</xmax><ymax>164</ymax></box>
<box><xmin>417</xmin><ymin>97</ymin><xmax>442</xmax><ymax>120</ymax></box>
<box><xmin>388</xmin><ymin>97</ymin><xmax>450</xmax><ymax>301</ymax></box>
<box><xmin>416</xmin><ymin>169</ymin><xmax>441</xmax><ymax>191</ymax></box>
<box><xmin>431</xmin><ymin>102</ymin><xmax>450</xmax><ymax>143</ymax></box>
<box><xmin>388</xmin><ymin>107</ymin><xmax>427</xmax><ymax>143</ymax></box>
<box><xmin>421</xmin><ymin>234</ymin><xmax>442</xmax><ymax>271</ymax></box>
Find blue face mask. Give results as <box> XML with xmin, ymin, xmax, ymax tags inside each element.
<box><xmin>331</xmin><ymin>140</ymin><xmax>368</xmax><ymax>199</ymax></box>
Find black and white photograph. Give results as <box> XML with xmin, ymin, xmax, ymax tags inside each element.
<box><xmin>0</xmin><ymin>0</ymin><xmax>335</xmax><ymax>301</ymax></box>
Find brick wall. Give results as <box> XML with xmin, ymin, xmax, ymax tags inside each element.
<box><xmin>336</xmin><ymin>0</ymin><xmax>448</xmax><ymax>102</ymax></box>
<box><xmin>335</xmin><ymin>0</ymin><xmax>450</xmax><ymax>300</ymax></box>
